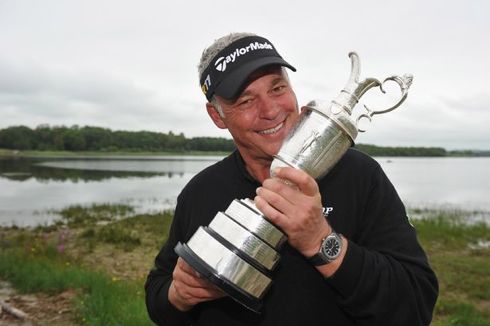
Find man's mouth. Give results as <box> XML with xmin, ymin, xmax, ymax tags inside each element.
<box><xmin>257</xmin><ymin>122</ymin><xmax>284</xmax><ymax>135</ymax></box>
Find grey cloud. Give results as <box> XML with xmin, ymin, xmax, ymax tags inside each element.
<box><xmin>360</xmin><ymin>93</ymin><xmax>490</xmax><ymax>150</ymax></box>
<box><xmin>0</xmin><ymin>59</ymin><xmax>211</xmax><ymax>137</ymax></box>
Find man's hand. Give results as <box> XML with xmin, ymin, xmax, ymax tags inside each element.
<box><xmin>168</xmin><ymin>258</ymin><xmax>225</xmax><ymax>312</ymax></box>
<box><xmin>254</xmin><ymin>167</ymin><xmax>331</xmax><ymax>258</ymax></box>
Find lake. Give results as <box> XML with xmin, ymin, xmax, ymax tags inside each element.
<box><xmin>1</xmin><ymin>155</ymin><xmax>489</xmax><ymax>226</ymax></box>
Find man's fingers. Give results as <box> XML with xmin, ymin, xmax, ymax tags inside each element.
<box><xmin>174</xmin><ymin>281</ymin><xmax>223</xmax><ymax>300</ymax></box>
<box><xmin>177</xmin><ymin>258</ymin><xmax>201</xmax><ymax>277</ymax></box>
<box><xmin>175</xmin><ymin>258</ymin><xmax>226</xmax><ymax>297</ymax></box>
<box><xmin>272</xmin><ymin>167</ymin><xmax>319</xmax><ymax>196</ymax></box>
<box><xmin>176</xmin><ymin>259</ymin><xmax>213</xmax><ymax>288</ymax></box>
<box><xmin>261</xmin><ymin>178</ymin><xmax>298</xmax><ymax>204</ymax></box>
<box><xmin>254</xmin><ymin>195</ymin><xmax>288</xmax><ymax>230</ymax></box>
<box><xmin>256</xmin><ymin>185</ymin><xmax>293</xmax><ymax>216</ymax></box>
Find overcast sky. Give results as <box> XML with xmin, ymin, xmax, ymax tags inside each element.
<box><xmin>1</xmin><ymin>0</ymin><xmax>489</xmax><ymax>150</ymax></box>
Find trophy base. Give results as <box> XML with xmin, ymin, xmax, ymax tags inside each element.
<box><xmin>174</xmin><ymin>242</ymin><xmax>263</xmax><ymax>313</ymax></box>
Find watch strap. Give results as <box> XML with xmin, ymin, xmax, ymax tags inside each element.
<box><xmin>308</xmin><ymin>252</ymin><xmax>329</xmax><ymax>266</ymax></box>
<box><xmin>307</xmin><ymin>232</ymin><xmax>342</xmax><ymax>266</ymax></box>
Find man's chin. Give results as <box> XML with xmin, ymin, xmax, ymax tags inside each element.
<box><xmin>265</xmin><ymin>145</ymin><xmax>283</xmax><ymax>160</ymax></box>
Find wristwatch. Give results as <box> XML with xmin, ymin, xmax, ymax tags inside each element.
<box><xmin>308</xmin><ymin>231</ymin><xmax>343</xmax><ymax>266</ymax></box>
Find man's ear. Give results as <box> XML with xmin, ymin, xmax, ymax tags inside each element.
<box><xmin>206</xmin><ymin>103</ymin><xmax>227</xmax><ymax>129</ymax></box>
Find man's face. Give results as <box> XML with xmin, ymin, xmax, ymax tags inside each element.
<box><xmin>213</xmin><ymin>67</ymin><xmax>299</xmax><ymax>163</ymax></box>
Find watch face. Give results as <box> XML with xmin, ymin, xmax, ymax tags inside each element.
<box><xmin>322</xmin><ymin>235</ymin><xmax>341</xmax><ymax>259</ymax></box>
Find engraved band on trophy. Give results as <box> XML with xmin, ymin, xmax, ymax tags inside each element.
<box><xmin>175</xmin><ymin>52</ymin><xmax>413</xmax><ymax>312</ymax></box>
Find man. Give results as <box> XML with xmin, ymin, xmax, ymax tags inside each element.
<box><xmin>145</xmin><ymin>32</ymin><xmax>438</xmax><ymax>325</ymax></box>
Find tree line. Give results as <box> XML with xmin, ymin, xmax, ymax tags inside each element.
<box><xmin>0</xmin><ymin>125</ymin><xmax>235</xmax><ymax>152</ymax></box>
<box><xmin>0</xmin><ymin>124</ymin><xmax>485</xmax><ymax>157</ymax></box>
<box><xmin>354</xmin><ymin>144</ymin><xmax>447</xmax><ymax>157</ymax></box>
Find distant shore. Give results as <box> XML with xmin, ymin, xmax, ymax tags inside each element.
<box><xmin>1</xmin><ymin>147</ymin><xmax>489</xmax><ymax>159</ymax></box>
<box><xmin>0</xmin><ymin>148</ymin><xmax>229</xmax><ymax>158</ymax></box>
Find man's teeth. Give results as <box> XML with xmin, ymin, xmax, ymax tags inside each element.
<box><xmin>258</xmin><ymin>122</ymin><xmax>284</xmax><ymax>135</ymax></box>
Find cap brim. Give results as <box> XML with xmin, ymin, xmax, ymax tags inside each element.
<box><xmin>213</xmin><ymin>57</ymin><xmax>296</xmax><ymax>101</ymax></box>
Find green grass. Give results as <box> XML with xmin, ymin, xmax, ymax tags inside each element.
<box><xmin>1</xmin><ymin>206</ymin><xmax>489</xmax><ymax>324</ymax></box>
<box><xmin>82</xmin><ymin>224</ymin><xmax>141</xmax><ymax>251</ymax></box>
<box><xmin>0</xmin><ymin>208</ymin><xmax>176</xmax><ymax>324</ymax></box>
<box><xmin>0</xmin><ymin>248</ymin><xmax>152</xmax><ymax>325</ymax></box>
<box><xmin>432</xmin><ymin>300</ymin><xmax>490</xmax><ymax>326</ymax></box>
<box><xmin>411</xmin><ymin>211</ymin><xmax>490</xmax><ymax>325</ymax></box>
<box><xmin>37</xmin><ymin>204</ymin><xmax>134</xmax><ymax>230</ymax></box>
<box><xmin>78</xmin><ymin>210</ymin><xmax>174</xmax><ymax>251</ymax></box>
<box><xmin>0</xmin><ymin>148</ymin><xmax>17</xmax><ymax>156</ymax></box>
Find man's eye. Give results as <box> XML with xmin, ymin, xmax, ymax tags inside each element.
<box><xmin>239</xmin><ymin>98</ymin><xmax>253</xmax><ymax>106</ymax></box>
<box><xmin>273</xmin><ymin>85</ymin><xmax>286</xmax><ymax>93</ymax></box>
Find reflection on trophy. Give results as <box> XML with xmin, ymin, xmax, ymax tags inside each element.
<box><xmin>175</xmin><ymin>52</ymin><xmax>413</xmax><ymax>312</ymax></box>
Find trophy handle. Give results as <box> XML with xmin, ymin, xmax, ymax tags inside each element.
<box><xmin>356</xmin><ymin>74</ymin><xmax>413</xmax><ymax>132</ymax></box>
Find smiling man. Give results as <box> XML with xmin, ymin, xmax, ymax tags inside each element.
<box><xmin>145</xmin><ymin>33</ymin><xmax>438</xmax><ymax>326</ymax></box>
<box><xmin>206</xmin><ymin>65</ymin><xmax>299</xmax><ymax>182</ymax></box>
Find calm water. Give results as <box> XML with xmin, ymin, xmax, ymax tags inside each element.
<box><xmin>1</xmin><ymin>156</ymin><xmax>489</xmax><ymax>226</ymax></box>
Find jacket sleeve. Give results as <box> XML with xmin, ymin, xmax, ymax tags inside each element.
<box><xmin>326</xmin><ymin>165</ymin><xmax>438</xmax><ymax>325</ymax></box>
<box><xmin>145</xmin><ymin>195</ymin><xmax>194</xmax><ymax>326</ymax></box>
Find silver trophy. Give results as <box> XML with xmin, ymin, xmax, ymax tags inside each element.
<box><xmin>175</xmin><ymin>52</ymin><xmax>413</xmax><ymax>312</ymax></box>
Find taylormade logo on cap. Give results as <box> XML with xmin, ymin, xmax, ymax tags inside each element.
<box><xmin>199</xmin><ymin>35</ymin><xmax>295</xmax><ymax>101</ymax></box>
<box><xmin>214</xmin><ymin>41</ymin><xmax>274</xmax><ymax>72</ymax></box>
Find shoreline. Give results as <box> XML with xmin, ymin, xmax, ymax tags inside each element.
<box><xmin>0</xmin><ymin>149</ymin><xmax>230</xmax><ymax>159</ymax></box>
<box><xmin>3</xmin><ymin>205</ymin><xmax>490</xmax><ymax>229</ymax></box>
<box><xmin>2</xmin><ymin>148</ymin><xmax>490</xmax><ymax>159</ymax></box>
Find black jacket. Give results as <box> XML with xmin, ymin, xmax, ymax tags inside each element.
<box><xmin>145</xmin><ymin>149</ymin><xmax>438</xmax><ymax>325</ymax></box>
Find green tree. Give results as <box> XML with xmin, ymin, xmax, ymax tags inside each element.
<box><xmin>80</xmin><ymin>126</ymin><xmax>113</xmax><ymax>150</ymax></box>
<box><xmin>0</xmin><ymin>126</ymin><xmax>36</xmax><ymax>150</ymax></box>
<box><xmin>63</xmin><ymin>127</ymin><xmax>86</xmax><ymax>151</ymax></box>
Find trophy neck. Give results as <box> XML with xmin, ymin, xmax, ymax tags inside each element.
<box><xmin>332</xmin><ymin>52</ymin><xmax>382</xmax><ymax>115</ymax></box>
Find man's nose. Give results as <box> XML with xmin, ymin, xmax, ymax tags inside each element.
<box><xmin>258</xmin><ymin>96</ymin><xmax>280</xmax><ymax>119</ymax></box>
